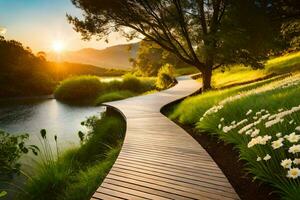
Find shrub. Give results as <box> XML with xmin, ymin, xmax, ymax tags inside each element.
<box><xmin>156</xmin><ymin>64</ymin><xmax>176</xmax><ymax>90</ymax></box>
<box><xmin>54</xmin><ymin>76</ymin><xmax>102</xmax><ymax>103</ymax></box>
<box><xmin>121</xmin><ymin>74</ymin><xmax>143</xmax><ymax>92</ymax></box>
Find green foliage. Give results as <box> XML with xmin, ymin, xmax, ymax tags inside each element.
<box><xmin>131</xmin><ymin>40</ymin><xmax>190</xmax><ymax>76</ymax></box>
<box><xmin>169</xmin><ymin>76</ymin><xmax>281</xmax><ymax>124</ymax></box>
<box><xmin>156</xmin><ymin>64</ymin><xmax>176</xmax><ymax>90</ymax></box>
<box><xmin>54</xmin><ymin>76</ymin><xmax>102</xmax><ymax>104</ymax></box>
<box><xmin>95</xmin><ymin>90</ymin><xmax>136</xmax><ymax>105</ymax></box>
<box><xmin>19</xmin><ymin>112</ymin><xmax>126</xmax><ymax>200</ymax></box>
<box><xmin>54</xmin><ymin>74</ymin><xmax>155</xmax><ymax>105</ymax></box>
<box><xmin>0</xmin><ymin>131</ymin><xmax>38</xmax><ymax>176</ymax></box>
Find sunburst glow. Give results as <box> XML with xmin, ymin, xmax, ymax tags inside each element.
<box><xmin>52</xmin><ymin>40</ymin><xmax>65</xmax><ymax>53</ymax></box>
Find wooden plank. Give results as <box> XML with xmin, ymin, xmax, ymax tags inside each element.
<box><xmin>91</xmin><ymin>76</ymin><xmax>239</xmax><ymax>200</ymax></box>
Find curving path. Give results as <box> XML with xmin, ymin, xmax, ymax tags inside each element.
<box><xmin>91</xmin><ymin>76</ymin><xmax>239</xmax><ymax>200</ymax></box>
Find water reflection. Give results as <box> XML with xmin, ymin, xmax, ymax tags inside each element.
<box><xmin>0</xmin><ymin>98</ymin><xmax>105</xmax><ymax>148</ymax></box>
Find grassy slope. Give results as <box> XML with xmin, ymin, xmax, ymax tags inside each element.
<box><xmin>19</xmin><ymin>112</ymin><xmax>126</xmax><ymax>200</ymax></box>
<box><xmin>170</xmin><ymin>52</ymin><xmax>300</xmax><ymax>124</ymax></box>
<box><xmin>168</xmin><ymin>52</ymin><xmax>300</xmax><ymax>199</ymax></box>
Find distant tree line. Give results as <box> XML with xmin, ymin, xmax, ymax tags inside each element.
<box><xmin>0</xmin><ymin>36</ymin><xmax>125</xmax><ymax>98</ymax></box>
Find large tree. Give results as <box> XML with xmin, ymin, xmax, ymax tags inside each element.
<box><xmin>68</xmin><ymin>0</ymin><xmax>281</xmax><ymax>90</ymax></box>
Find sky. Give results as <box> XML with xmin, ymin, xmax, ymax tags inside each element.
<box><xmin>0</xmin><ymin>0</ymin><xmax>138</xmax><ymax>52</ymax></box>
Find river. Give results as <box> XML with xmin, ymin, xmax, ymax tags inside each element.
<box><xmin>0</xmin><ymin>98</ymin><xmax>105</xmax><ymax>148</ymax></box>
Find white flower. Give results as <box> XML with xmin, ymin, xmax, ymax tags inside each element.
<box><xmin>231</xmin><ymin>121</ymin><xmax>236</xmax><ymax>125</ymax></box>
<box><xmin>247</xmin><ymin>135</ymin><xmax>272</xmax><ymax>148</ymax></box>
<box><xmin>253</xmin><ymin>116</ymin><xmax>258</xmax><ymax>120</ymax></box>
<box><xmin>222</xmin><ymin>126</ymin><xmax>231</xmax><ymax>133</ymax></box>
<box><xmin>293</xmin><ymin>158</ymin><xmax>300</xmax><ymax>165</ymax></box>
<box><xmin>281</xmin><ymin>159</ymin><xmax>292</xmax><ymax>169</ymax></box>
<box><xmin>220</xmin><ymin>118</ymin><xmax>224</xmax><ymax>122</ymax></box>
<box><xmin>218</xmin><ymin>124</ymin><xmax>222</xmax><ymax>129</ymax></box>
<box><xmin>256</xmin><ymin>156</ymin><xmax>262</xmax><ymax>161</ymax></box>
<box><xmin>251</xmin><ymin>129</ymin><xmax>260</xmax><ymax>137</ymax></box>
<box><xmin>296</xmin><ymin>126</ymin><xmax>300</xmax><ymax>132</ymax></box>
<box><xmin>276</xmin><ymin>132</ymin><xmax>282</xmax><ymax>137</ymax></box>
<box><xmin>286</xmin><ymin>132</ymin><xmax>300</xmax><ymax>143</ymax></box>
<box><xmin>246</xmin><ymin>109</ymin><xmax>252</xmax><ymax>115</ymax></box>
<box><xmin>287</xmin><ymin>168</ymin><xmax>300</xmax><ymax>179</ymax></box>
<box><xmin>289</xmin><ymin>120</ymin><xmax>294</xmax><ymax>124</ymax></box>
<box><xmin>278</xmin><ymin>108</ymin><xmax>284</xmax><ymax>112</ymax></box>
<box><xmin>263</xmin><ymin>154</ymin><xmax>271</xmax><ymax>161</ymax></box>
<box><xmin>288</xmin><ymin>145</ymin><xmax>300</xmax><ymax>154</ymax></box>
<box><xmin>200</xmin><ymin>117</ymin><xmax>203</xmax><ymax>121</ymax></box>
<box><xmin>271</xmin><ymin>138</ymin><xmax>284</xmax><ymax>149</ymax></box>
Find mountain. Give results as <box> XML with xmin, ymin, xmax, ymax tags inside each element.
<box><xmin>47</xmin><ymin>42</ymin><xmax>139</xmax><ymax>70</ymax></box>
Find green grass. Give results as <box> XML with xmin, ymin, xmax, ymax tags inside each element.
<box><xmin>18</xmin><ymin>111</ymin><xmax>126</xmax><ymax>200</ymax></box>
<box><xmin>196</xmin><ymin>74</ymin><xmax>300</xmax><ymax>199</ymax></box>
<box><xmin>54</xmin><ymin>74</ymin><xmax>156</xmax><ymax>105</ymax></box>
<box><xmin>95</xmin><ymin>90</ymin><xmax>136</xmax><ymax>105</ymax></box>
<box><xmin>174</xmin><ymin>66</ymin><xmax>199</xmax><ymax>76</ymax></box>
<box><xmin>167</xmin><ymin>52</ymin><xmax>300</xmax><ymax>199</ymax></box>
<box><xmin>210</xmin><ymin>51</ymin><xmax>300</xmax><ymax>88</ymax></box>
<box><xmin>169</xmin><ymin>75</ymin><xmax>286</xmax><ymax>125</ymax></box>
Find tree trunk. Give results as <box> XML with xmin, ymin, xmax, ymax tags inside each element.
<box><xmin>202</xmin><ymin>68</ymin><xmax>212</xmax><ymax>91</ymax></box>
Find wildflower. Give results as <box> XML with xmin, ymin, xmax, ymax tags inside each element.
<box><xmin>281</xmin><ymin>159</ymin><xmax>292</xmax><ymax>169</ymax></box>
<box><xmin>251</xmin><ymin>129</ymin><xmax>260</xmax><ymax>137</ymax></box>
<box><xmin>288</xmin><ymin>145</ymin><xmax>300</xmax><ymax>154</ymax></box>
<box><xmin>287</xmin><ymin>168</ymin><xmax>300</xmax><ymax>179</ymax></box>
<box><xmin>276</xmin><ymin>132</ymin><xmax>282</xmax><ymax>137</ymax></box>
<box><xmin>263</xmin><ymin>154</ymin><xmax>271</xmax><ymax>161</ymax></box>
<box><xmin>246</xmin><ymin>109</ymin><xmax>252</xmax><ymax>115</ymax></box>
<box><xmin>296</xmin><ymin>126</ymin><xmax>300</xmax><ymax>132</ymax></box>
<box><xmin>231</xmin><ymin>121</ymin><xmax>236</xmax><ymax>125</ymax></box>
<box><xmin>289</xmin><ymin>120</ymin><xmax>294</xmax><ymax>124</ymax></box>
<box><xmin>256</xmin><ymin>156</ymin><xmax>262</xmax><ymax>161</ymax></box>
<box><xmin>222</xmin><ymin>126</ymin><xmax>231</xmax><ymax>133</ymax></box>
<box><xmin>220</xmin><ymin>118</ymin><xmax>224</xmax><ymax>122</ymax></box>
<box><xmin>286</xmin><ymin>132</ymin><xmax>300</xmax><ymax>143</ymax></box>
<box><xmin>218</xmin><ymin>124</ymin><xmax>222</xmax><ymax>129</ymax></box>
<box><xmin>271</xmin><ymin>138</ymin><xmax>284</xmax><ymax>149</ymax></box>
<box><xmin>293</xmin><ymin>158</ymin><xmax>300</xmax><ymax>165</ymax></box>
<box><xmin>253</xmin><ymin>116</ymin><xmax>258</xmax><ymax>120</ymax></box>
<box><xmin>278</xmin><ymin>108</ymin><xmax>284</xmax><ymax>112</ymax></box>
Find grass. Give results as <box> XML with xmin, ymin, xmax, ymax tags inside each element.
<box><xmin>95</xmin><ymin>90</ymin><xmax>136</xmax><ymax>105</ymax></box>
<box><xmin>167</xmin><ymin>52</ymin><xmax>300</xmax><ymax>199</ymax></box>
<box><xmin>18</xmin><ymin>111</ymin><xmax>126</xmax><ymax>200</ymax></box>
<box><xmin>196</xmin><ymin>74</ymin><xmax>300</xmax><ymax>199</ymax></box>
<box><xmin>54</xmin><ymin>74</ymin><xmax>156</xmax><ymax>105</ymax></box>
<box><xmin>169</xmin><ymin>52</ymin><xmax>300</xmax><ymax>124</ymax></box>
<box><xmin>210</xmin><ymin>51</ymin><xmax>300</xmax><ymax>89</ymax></box>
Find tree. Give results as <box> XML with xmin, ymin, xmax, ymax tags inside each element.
<box><xmin>131</xmin><ymin>40</ymin><xmax>190</xmax><ymax>76</ymax></box>
<box><xmin>68</xmin><ymin>0</ymin><xmax>281</xmax><ymax>90</ymax></box>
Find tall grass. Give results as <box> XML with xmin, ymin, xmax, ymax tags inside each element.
<box><xmin>18</xmin><ymin>111</ymin><xmax>126</xmax><ymax>200</ymax></box>
<box><xmin>54</xmin><ymin>74</ymin><xmax>156</xmax><ymax>105</ymax></box>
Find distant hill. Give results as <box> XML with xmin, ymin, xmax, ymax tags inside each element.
<box><xmin>47</xmin><ymin>43</ymin><xmax>139</xmax><ymax>70</ymax></box>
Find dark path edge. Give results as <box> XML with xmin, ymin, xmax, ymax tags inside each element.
<box><xmin>161</xmin><ymin>98</ymin><xmax>280</xmax><ymax>200</ymax></box>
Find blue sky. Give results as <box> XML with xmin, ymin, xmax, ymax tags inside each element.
<box><xmin>0</xmin><ymin>0</ymin><xmax>135</xmax><ymax>52</ymax></box>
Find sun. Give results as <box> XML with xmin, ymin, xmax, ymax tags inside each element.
<box><xmin>52</xmin><ymin>40</ymin><xmax>65</xmax><ymax>53</ymax></box>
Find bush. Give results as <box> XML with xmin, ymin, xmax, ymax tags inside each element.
<box><xmin>121</xmin><ymin>74</ymin><xmax>143</xmax><ymax>92</ymax></box>
<box><xmin>54</xmin><ymin>76</ymin><xmax>102</xmax><ymax>103</ymax></box>
<box><xmin>156</xmin><ymin>64</ymin><xmax>175</xmax><ymax>90</ymax></box>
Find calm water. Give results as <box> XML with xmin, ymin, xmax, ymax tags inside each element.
<box><xmin>0</xmin><ymin>98</ymin><xmax>105</xmax><ymax>148</ymax></box>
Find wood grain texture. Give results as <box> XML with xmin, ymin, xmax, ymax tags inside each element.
<box><xmin>91</xmin><ymin>76</ymin><xmax>239</xmax><ymax>200</ymax></box>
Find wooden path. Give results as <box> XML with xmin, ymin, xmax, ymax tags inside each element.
<box><xmin>92</xmin><ymin>76</ymin><xmax>239</xmax><ymax>200</ymax></box>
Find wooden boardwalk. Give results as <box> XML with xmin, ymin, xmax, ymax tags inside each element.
<box><xmin>92</xmin><ymin>76</ymin><xmax>239</xmax><ymax>200</ymax></box>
